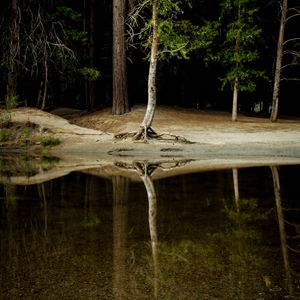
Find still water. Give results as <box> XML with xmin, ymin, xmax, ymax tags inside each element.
<box><xmin>0</xmin><ymin>165</ymin><xmax>299</xmax><ymax>299</ymax></box>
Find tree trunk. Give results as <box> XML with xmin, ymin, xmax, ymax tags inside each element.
<box><xmin>6</xmin><ymin>0</ymin><xmax>19</xmax><ymax>102</ymax></box>
<box><xmin>112</xmin><ymin>0</ymin><xmax>129</xmax><ymax>115</ymax></box>
<box><xmin>41</xmin><ymin>57</ymin><xmax>48</xmax><ymax>110</ymax></box>
<box><xmin>270</xmin><ymin>0</ymin><xmax>288</xmax><ymax>122</ymax></box>
<box><xmin>141</xmin><ymin>0</ymin><xmax>159</xmax><ymax>130</ymax></box>
<box><xmin>89</xmin><ymin>0</ymin><xmax>96</xmax><ymax>110</ymax></box>
<box><xmin>232</xmin><ymin>77</ymin><xmax>239</xmax><ymax>122</ymax></box>
<box><xmin>232</xmin><ymin>4</ymin><xmax>241</xmax><ymax>122</ymax></box>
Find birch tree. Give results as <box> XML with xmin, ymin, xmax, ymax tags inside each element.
<box><xmin>116</xmin><ymin>0</ymin><xmax>218</xmax><ymax>141</ymax></box>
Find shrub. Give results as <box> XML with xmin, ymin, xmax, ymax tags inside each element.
<box><xmin>0</xmin><ymin>128</ymin><xmax>11</xmax><ymax>144</ymax></box>
<box><xmin>40</xmin><ymin>136</ymin><xmax>61</xmax><ymax>146</ymax></box>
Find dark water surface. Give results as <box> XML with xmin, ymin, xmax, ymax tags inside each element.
<box><xmin>1</xmin><ymin>165</ymin><xmax>300</xmax><ymax>299</ymax></box>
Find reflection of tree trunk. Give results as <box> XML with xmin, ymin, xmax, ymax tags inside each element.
<box><xmin>4</xmin><ymin>184</ymin><xmax>18</xmax><ymax>279</ymax></box>
<box><xmin>114</xmin><ymin>160</ymin><xmax>194</xmax><ymax>297</ymax></box>
<box><xmin>232</xmin><ymin>168</ymin><xmax>240</xmax><ymax>211</ymax></box>
<box><xmin>141</xmin><ymin>172</ymin><xmax>159</xmax><ymax>299</ymax></box>
<box><xmin>271</xmin><ymin>166</ymin><xmax>294</xmax><ymax>295</ymax></box>
<box><xmin>37</xmin><ymin>184</ymin><xmax>48</xmax><ymax>236</ymax></box>
<box><xmin>112</xmin><ymin>176</ymin><xmax>129</xmax><ymax>299</ymax></box>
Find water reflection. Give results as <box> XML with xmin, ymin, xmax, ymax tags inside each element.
<box><xmin>0</xmin><ymin>162</ymin><xmax>299</xmax><ymax>299</ymax></box>
<box><xmin>271</xmin><ymin>166</ymin><xmax>295</xmax><ymax>296</ymax></box>
<box><xmin>112</xmin><ymin>176</ymin><xmax>129</xmax><ymax>299</ymax></box>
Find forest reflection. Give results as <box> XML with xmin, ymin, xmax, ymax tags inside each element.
<box><xmin>0</xmin><ymin>162</ymin><xmax>299</xmax><ymax>299</ymax></box>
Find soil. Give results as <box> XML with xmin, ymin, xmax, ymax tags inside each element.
<box><xmin>1</xmin><ymin>105</ymin><xmax>300</xmax><ymax>183</ymax></box>
<box><xmin>5</xmin><ymin>105</ymin><xmax>299</xmax><ymax>143</ymax></box>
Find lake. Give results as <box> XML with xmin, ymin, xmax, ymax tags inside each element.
<box><xmin>0</xmin><ymin>163</ymin><xmax>299</xmax><ymax>299</ymax></box>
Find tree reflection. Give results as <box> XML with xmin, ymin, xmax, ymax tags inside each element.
<box><xmin>37</xmin><ymin>183</ymin><xmax>48</xmax><ymax>236</ymax></box>
<box><xmin>232</xmin><ymin>168</ymin><xmax>240</xmax><ymax>212</ymax></box>
<box><xmin>115</xmin><ymin>161</ymin><xmax>160</xmax><ymax>298</ymax></box>
<box><xmin>271</xmin><ymin>166</ymin><xmax>294</xmax><ymax>296</ymax></box>
<box><xmin>134</xmin><ymin>162</ymin><xmax>159</xmax><ymax>298</ymax></box>
<box><xmin>112</xmin><ymin>176</ymin><xmax>129</xmax><ymax>299</ymax></box>
<box><xmin>115</xmin><ymin>159</ymin><xmax>191</xmax><ymax>299</ymax></box>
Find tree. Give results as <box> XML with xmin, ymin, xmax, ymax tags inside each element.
<box><xmin>112</xmin><ymin>0</ymin><xmax>129</xmax><ymax>115</ymax></box>
<box><xmin>218</xmin><ymin>0</ymin><xmax>266</xmax><ymax>121</ymax></box>
<box><xmin>270</xmin><ymin>0</ymin><xmax>288</xmax><ymax>122</ymax></box>
<box><xmin>88</xmin><ymin>0</ymin><xmax>96</xmax><ymax>110</ymax></box>
<box><xmin>6</xmin><ymin>0</ymin><xmax>19</xmax><ymax>103</ymax></box>
<box><xmin>268</xmin><ymin>0</ymin><xmax>300</xmax><ymax>121</ymax></box>
<box><xmin>134</xmin><ymin>0</ymin><xmax>159</xmax><ymax>140</ymax></box>
<box><xmin>1</xmin><ymin>1</ymin><xmax>97</xmax><ymax>110</ymax></box>
<box><xmin>117</xmin><ymin>0</ymin><xmax>218</xmax><ymax>141</ymax></box>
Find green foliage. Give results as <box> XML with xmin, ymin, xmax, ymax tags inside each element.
<box><xmin>216</xmin><ymin>0</ymin><xmax>267</xmax><ymax>93</ymax></box>
<box><xmin>55</xmin><ymin>6</ymin><xmax>82</xmax><ymax>22</ymax></box>
<box><xmin>40</xmin><ymin>136</ymin><xmax>61</xmax><ymax>147</ymax></box>
<box><xmin>132</xmin><ymin>0</ymin><xmax>217</xmax><ymax>61</ymax></box>
<box><xmin>5</xmin><ymin>95</ymin><xmax>19</xmax><ymax>110</ymax></box>
<box><xmin>0</xmin><ymin>112</ymin><xmax>12</xmax><ymax>128</ymax></box>
<box><xmin>79</xmin><ymin>67</ymin><xmax>101</xmax><ymax>81</ymax></box>
<box><xmin>0</xmin><ymin>96</ymin><xmax>19</xmax><ymax>128</ymax></box>
<box><xmin>18</xmin><ymin>127</ymin><xmax>31</xmax><ymax>147</ymax></box>
<box><xmin>40</xmin><ymin>155</ymin><xmax>60</xmax><ymax>167</ymax></box>
<box><xmin>53</xmin><ymin>6</ymin><xmax>88</xmax><ymax>46</ymax></box>
<box><xmin>158</xmin><ymin>20</ymin><xmax>219</xmax><ymax>60</ymax></box>
<box><xmin>0</xmin><ymin>128</ymin><xmax>11</xmax><ymax>144</ymax></box>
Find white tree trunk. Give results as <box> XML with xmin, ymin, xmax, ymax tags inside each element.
<box><xmin>141</xmin><ymin>0</ymin><xmax>158</xmax><ymax>130</ymax></box>
<box><xmin>232</xmin><ymin>77</ymin><xmax>239</xmax><ymax>121</ymax></box>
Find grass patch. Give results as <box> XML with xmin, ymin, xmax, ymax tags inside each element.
<box><xmin>40</xmin><ymin>136</ymin><xmax>61</xmax><ymax>146</ymax></box>
<box><xmin>0</xmin><ymin>128</ymin><xmax>11</xmax><ymax>144</ymax></box>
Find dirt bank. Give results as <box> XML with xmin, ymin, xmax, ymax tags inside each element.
<box><xmin>0</xmin><ymin>105</ymin><xmax>299</xmax><ymax>184</ymax></box>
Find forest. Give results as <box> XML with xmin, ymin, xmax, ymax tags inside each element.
<box><xmin>0</xmin><ymin>0</ymin><xmax>299</xmax><ymax>123</ymax></box>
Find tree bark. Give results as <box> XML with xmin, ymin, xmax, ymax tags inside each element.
<box><xmin>6</xmin><ymin>0</ymin><xmax>19</xmax><ymax>102</ymax></box>
<box><xmin>141</xmin><ymin>0</ymin><xmax>159</xmax><ymax>130</ymax></box>
<box><xmin>232</xmin><ymin>4</ymin><xmax>241</xmax><ymax>122</ymax></box>
<box><xmin>112</xmin><ymin>0</ymin><xmax>129</xmax><ymax>115</ymax></box>
<box><xmin>270</xmin><ymin>0</ymin><xmax>288</xmax><ymax>122</ymax></box>
<box><xmin>89</xmin><ymin>0</ymin><xmax>96</xmax><ymax>110</ymax></box>
<box><xmin>41</xmin><ymin>57</ymin><xmax>48</xmax><ymax>110</ymax></box>
<box><xmin>232</xmin><ymin>77</ymin><xmax>239</xmax><ymax>122</ymax></box>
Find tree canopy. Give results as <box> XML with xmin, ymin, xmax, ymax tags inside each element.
<box><xmin>0</xmin><ymin>0</ymin><xmax>299</xmax><ymax>118</ymax></box>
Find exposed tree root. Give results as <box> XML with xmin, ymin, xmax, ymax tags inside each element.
<box><xmin>115</xmin><ymin>159</ymin><xmax>193</xmax><ymax>177</ymax></box>
<box><xmin>114</xmin><ymin>126</ymin><xmax>192</xmax><ymax>144</ymax></box>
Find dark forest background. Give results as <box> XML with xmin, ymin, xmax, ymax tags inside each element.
<box><xmin>0</xmin><ymin>0</ymin><xmax>299</xmax><ymax>117</ymax></box>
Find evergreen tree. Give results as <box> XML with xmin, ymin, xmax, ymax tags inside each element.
<box><xmin>217</xmin><ymin>0</ymin><xmax>266</xmax><ymax>121</ymax></box>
